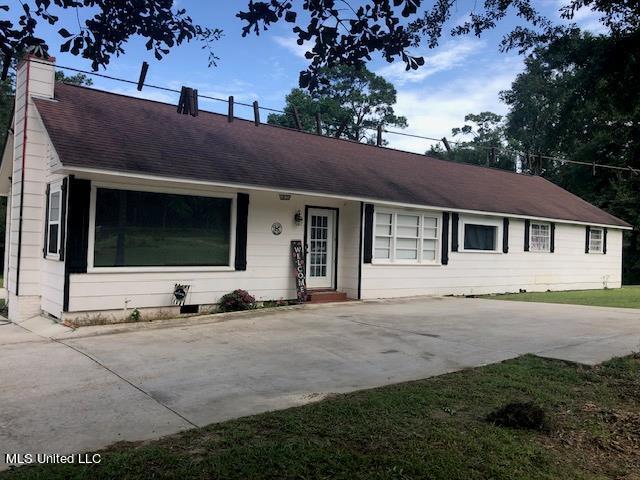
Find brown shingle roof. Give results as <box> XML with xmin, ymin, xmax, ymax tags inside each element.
<box><xmin>34</xmin><ymin>83</ymin><xmax>630</xmax><ymax>228</ymax></box>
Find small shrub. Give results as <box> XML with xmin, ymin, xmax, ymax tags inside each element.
<box><xmin>129</xmin><ymin>308</ymin><xmax>141</xmax><ymax>322</ymax></box>
<box><xmin>486</xmin><ymin>401</ymin><xmax>548</xmax><ymax>431</ymax></box>
<box><xmin>218</xmin><ymin>289</ymin><xmax>256</xmax><ymax>312</ymax></box>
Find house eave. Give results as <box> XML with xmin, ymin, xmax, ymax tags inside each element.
<box><xmin>57</xmin><ymin>164</ymin><xmax>634</xmax><ymax>231</ymax></box>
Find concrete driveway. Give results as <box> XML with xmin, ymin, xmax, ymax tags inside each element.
<box><xmin>1</xmin><ymin>296</ymin><xmax>639</xmax><ymax>467</ymax></box>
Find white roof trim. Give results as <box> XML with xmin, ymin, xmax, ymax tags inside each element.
<box><xmin>59</xmin><ymin>165</ymin><xmax>633</xmax><ymax>230</ymax></box>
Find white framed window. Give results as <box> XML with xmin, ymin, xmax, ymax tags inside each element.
<box><xmin>46</xmin><ymin>184</ymin><xmax>63</xmax><ymax>259</ymax></box>
<box><xmin>87</xmin><ymin>183</ymin><xmax>237</xmax><ymax>273</ymax></box>
<box><xmin>589</xmin><ymin>227</ymin><xmax>604</xmax><ymax>253</ymax></box>
<box><xmin>374</xmin><ymin>209</ymin><xmax>440</xmax><ymax>264</ymax></box>
<box><xmin>460</xmin><ymin>216</ymin><xmax>502</xmax><ymax>253</ymax></box>
<box><xmin>530</xmin><ymin>222</ymin><xmax>551</xmax><ymax>252</ymax></box>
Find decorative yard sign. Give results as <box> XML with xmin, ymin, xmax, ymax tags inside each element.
<box><xmin>291</xmin><ymin>240</ymin><xmax>307</xmax><ymax>302</ymax></box>
<box><xmin>173</xmin><ymin>284</ymin><xmax>190</xmax><ymax>306</ymax></box>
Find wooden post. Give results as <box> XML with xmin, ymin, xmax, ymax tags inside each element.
<box><xmin>315</xmin><ymin>112</ymin><xmax>322</xmax><ymax>135</ymax></box>
<box><xmin>534</xmin><ymin>154</ymin><xmax>543</xmax><ymax>175</ymax></box>
<box><xmin>191</xmin><ymin>88</ymin><xmax>198</xmax><ymax>117</ymax></box>
<box><xmin>292</xmin><ymin>106</ymin><xmax>302</xmax><ymax>130</ymax></box>
<box><xmin>489</xmin><ymin>147</ymin><xmax>496</xmax><ymax>166</ymax></box>
<box><xmin>176</xmin><ymin>86</ymin><xmax>198</xmax><ymax>116</ymax></box>
<box><xmin>441</xmin><ymin>137</ymin><xmax>451</xmax><ymax>153</ymax></box>
<box><xmin>177</xmin><ymin>87</ymin><xmax>186</xmax><ymax>114</ymax></box>
<box><xmin>228</xmin><ymin>96</ymin><xmax>234</xmax><ymax>122</ymax></box>
<box><xmin>376</xmin><ymin>125</ymin><xmax>383</xmax><ymax>147</ymax></box>
<box><xmin>136</xmin><ymin>61</ymin><xmax>149</xmax><ymax>91</ymax></box>
<box><xmin>253</xmin><ymin>101</ymin><xmax>260</xmax><ymax>126</ymax></box>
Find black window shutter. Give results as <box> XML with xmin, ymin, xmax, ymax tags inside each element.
<box><xmin>43</xmin><ymin>183</ymin><xmax>50</xmax><ymax>257</ymax></box>
<box><xmin>234</xmin><ymin>193</ymin><xmax>249</xmax><ymax>271</ymax></box>
<box><xmin>59</xmin><ymin>177</ymin><xmax>68</xmax><ymax>261</ymax></box>
<box><xmin>550</xmin><ymin>222</ymin><xmax>555</xmax><ymax>253</ymax></box>
<box><xmin>502</xmin><ymin>218</ymin><xmax>509</xmax><ymax>253</ymax></box>
<box><xmin>451</xmin><ymin>213</ymin><xmax>459</xmax><ymax>252</ymax></box>
<box><xmin>363</xmin><ymin>203</ymin><xmax>374</xmax><ymax>264</ymax></box>
<box><xmin>603</xmin><ymin>227</ymin><xmax>607</xmax><ymax>254</ymax></box>
<box><xmin>441</xmin><ymin>212</ymin><xmax>449</xmax><ymax>265</ymax></box>
<box><xmin>65</xmin><ymin>177</ymin><xmax>91</xmax><ymax>274</ymax></box>
<box><xmin>524</xmin><ymin>219</ymin><xmax>530</xmax><ymax>251</ymax></box>
<box><xmin>585</xmin><ymin>226</ymin><xmax>590</xmax><ymax>253</ymax></box>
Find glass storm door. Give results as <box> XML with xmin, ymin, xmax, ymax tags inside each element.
<box><xmin>306</xmin><ymin>208</ymin><xmax>336</xmax><ymax>289</ymax></box>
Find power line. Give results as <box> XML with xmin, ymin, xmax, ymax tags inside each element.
<box><xmin>28</xmin><ymin>58</ymin><xmax>640</xmax><ymax>176</ymax></box>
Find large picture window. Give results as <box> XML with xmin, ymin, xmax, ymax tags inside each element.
<box><xmin>374</xmin><ymin>210</ymin><xmax>439</xmax><ymax>263</ymax></box>
<box><xmin>93</xmin><ymin>188</ymin><xmax>232</xmax><ymax>267</ymax></box>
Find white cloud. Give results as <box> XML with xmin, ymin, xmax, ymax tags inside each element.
<box><xmin>376</xmin><ymin>39</ymin><xmax>485</xmax><ymax>85</ymax></box>
<box><xmin>272</xmin><ymin>35</ymin><xmax>308</xmax><ymax>59</ymax></box>
<box><xmin>386</xmin><ymin>55</ymin><xmax>524</xmax><ymax>154</ymax></box>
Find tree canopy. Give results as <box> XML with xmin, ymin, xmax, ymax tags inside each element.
<box><xmin>267</xmin><ymin>65</ymin><xmax>407</xmax><ymax>143</ymax></box>
<box><xmin>2</xmin><ymin>1</ymin><xmax>638</xmax><ymax>88</ymax></box>
<box><xmin>429</xmin><ymin>30</ymin><xmax>640</xmax><ymax>283</ymax></box>
<box><xmin>501</xmin><ymin>29</ymin><xmax>640</xmax><ymax>282</ymax></box>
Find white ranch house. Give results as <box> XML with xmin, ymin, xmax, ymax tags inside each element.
<box><xmin>0</xmin><ymin>56</ymin><xmax>632</xmax><ymax>323</ymax></box>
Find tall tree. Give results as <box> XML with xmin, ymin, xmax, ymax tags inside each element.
<box><xmin>2</xmin><ymin>1</ymin><xmax>638</xmax><ymax>88</ymax></box>
<box><xmin>54</xmin><ymin>71</ymin><xmax>93</xmax><ymax>86</ymax></box>
<box><xmin>500</xmin><ymin>30</ymin><xmax>640</xmax><ymax>283</ymax></box>
<box><xmin>426</xmin><ymin>112</ymin><xmax>516</xmax><ymax>171</ymax></box>
<box><xmin>268</xmin><ymin>65</ymin><xmax>407</xmax><ymax>144</ymax></box>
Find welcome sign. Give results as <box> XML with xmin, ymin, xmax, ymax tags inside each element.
<box><xmin>291</xmin><ymin>240</ymin><xmax>307</xmax><ymax>302</ymax></box>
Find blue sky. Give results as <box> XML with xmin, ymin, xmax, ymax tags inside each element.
<box><xmin>12</xmin><ymin>0</ymin><xmax>606</xmax><ymax>153</ymax></box>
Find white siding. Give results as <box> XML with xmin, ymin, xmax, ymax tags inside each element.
<box><xmin>336</xmin><ymin>201</ymin><xmax>360</xmax><ymax>299</ymax></box>
<box><xmin>40</xmin><ymin>172</ymin><xmax>67</xmax><ymax>318</ymax></box>
<box><xmin>6</xmin><ymin>58</ymin><xmax>57</xmax><ymax>320</ymax></box>
<box><xmin>67</xmin><ymin>186</ymin><xmax>361</xmax><ymax>313</ymax></box>
<box><xmin>361</xmin><ymin>208</ymin><xmax>623</xmax><ymax>299</ymax></box>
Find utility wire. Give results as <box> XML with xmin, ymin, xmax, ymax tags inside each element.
<box><xmin>28</xmin><ymin>59</ymin><xmax>640</xmax><ymax>175</ymax></box>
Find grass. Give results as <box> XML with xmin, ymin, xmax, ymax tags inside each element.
<box><xmin>3</xmin><ymin>354</ymin><xmax>640</xmax><ymax>479</ymax></box>
<box><xmin>486</xmin><ymin>286</ymin><xmax>640</xmax><ymax>309</ymax></box>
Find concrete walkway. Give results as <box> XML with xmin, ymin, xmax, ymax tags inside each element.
<box><xmin>1</xmin><ymin>296</ymin><xmax>639</xmax><ymax>467</ymax></box>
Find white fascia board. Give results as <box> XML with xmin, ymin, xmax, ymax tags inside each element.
<box><xmin>57</xmin><ymin>165</ymin><xmax>633</xmax><ymax>231</ymax></box>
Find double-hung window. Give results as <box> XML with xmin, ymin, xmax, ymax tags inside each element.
<box><xmin>589</xmin><ymin>227</ymin><xmax>604</xmax><ymax>253</ymax></box>
<box><xmin>46</xmin><ymin>185</ymin><xmax>62</xmax><ymax>258</ymax></box>
<box><xmin>530</xmin><ymin>222</ymin><xmax>551</xmax><ymax>252</ymax></box>
<box><xmin>374</xmin><ymin>210</ymin><xmax>439</xmax><ymax>263</ymax></box>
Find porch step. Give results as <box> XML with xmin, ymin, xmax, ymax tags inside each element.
<box><xmin>307</xmin><ymin>290</ymin><xmax>349</xmax><ymax>304</ymax></box>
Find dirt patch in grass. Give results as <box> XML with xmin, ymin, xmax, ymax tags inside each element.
<box><xmin>547</xmin><ymin>403</ymin><xmax>640</xmax><ymax>478</ymax></box>
<box><xmin>3</xmin><ymin>355</ymin><xmax>640</xmax><ymax>480</ymax></box>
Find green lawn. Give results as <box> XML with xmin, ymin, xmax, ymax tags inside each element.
<box><xmin>3</xmin><ymin>354</ymin><xmax>640</xmax><ymax>479</ymax></box>
<box><xmin>487</xmin><ymin>286</ymin><xmax>640</xmax><ymax>309</ymax></box>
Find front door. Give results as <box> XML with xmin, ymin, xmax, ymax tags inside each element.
<box><xmin>306</xmin><ymin>208</ymin><xmax>336</xmax><ymax>289</ymax></box>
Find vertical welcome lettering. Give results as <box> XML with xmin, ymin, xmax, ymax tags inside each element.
<box><xmin>291</xmin><ymin>240</ymin><xmax>307</xmax><ymax>302</ymax></box>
